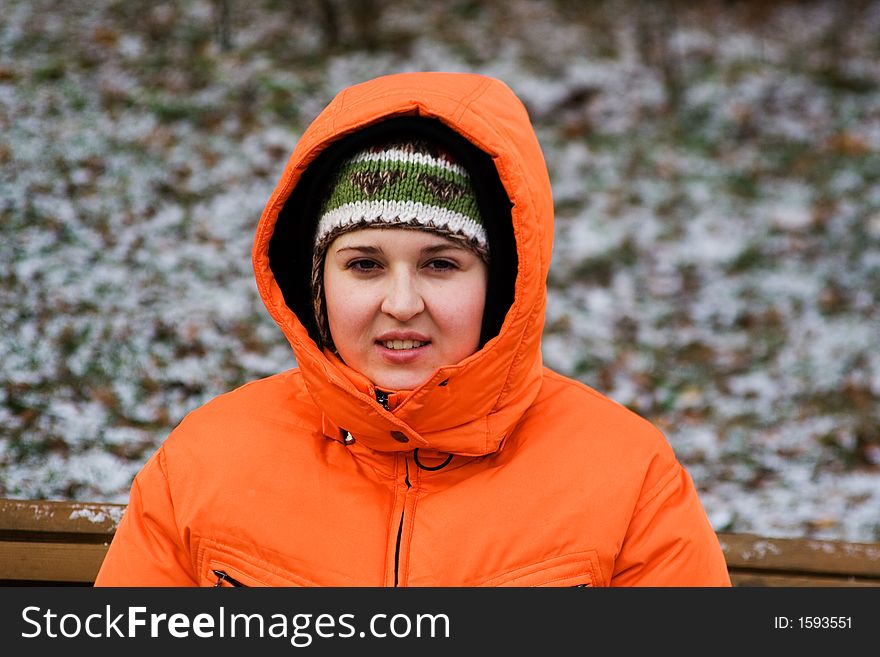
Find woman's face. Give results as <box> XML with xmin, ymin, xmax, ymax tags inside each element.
<box><xmin>323</xmin><ymin>228</ymin><xmax>488</xmax><ymax>391</ymax></box>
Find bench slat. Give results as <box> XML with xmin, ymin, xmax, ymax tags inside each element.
<box><xmin>729</xmin><ymin>570</ymin><xmax>880</xmax><ymax>587</ymax></box>
<box><xmin>0</xmin><ymin>499</ymin><xmax>124</xmax><ymax>536</ymax></box>
<box><xmin>718</xmin><ymin>532</ymin><xmax>880</xmax><ymax>579</ymax></box>
<box><xmin>0</xmin><ymin>540</ymin><xmax>110</xmax><ymax>583</ymax></box>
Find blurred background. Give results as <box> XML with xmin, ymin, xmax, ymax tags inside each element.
<box><xmin>1</xmin><ymin>0</ymin><xmax>878</xmax><ymax>542</ymax></box>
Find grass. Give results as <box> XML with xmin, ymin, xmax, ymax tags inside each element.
<box><xmin>2</xmin><ymin>0</ymin><xmax>879</xmax><ymax>540</ymax></box>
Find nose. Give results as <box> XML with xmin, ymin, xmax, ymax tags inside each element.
<box><xmin>381</xmin><ymin>269</ymin><xmax>425</xmax><ymax>320</ymax></box>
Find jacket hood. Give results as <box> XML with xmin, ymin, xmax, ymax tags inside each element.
<box><xmin>252</xmin><ymin>72</ymin><xmax>554</xmax><ymax>456</ymax></box>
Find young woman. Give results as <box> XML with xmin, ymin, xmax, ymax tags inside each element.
<box><xmin>95</xmin><ymin>72</ymin><xmax>731</xmax><ymax>587</ymax></box>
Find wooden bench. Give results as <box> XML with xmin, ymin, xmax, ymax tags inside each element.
<box><xmin>1</xmin><ymin>498</ymin><xmax>879</xmax><ymax>586</ymax></box>
<box><xmin>719</xmin><ymin>532</ymin><xmax>880</xmax><ymax>586</ymax></box>
<box><xmin>0</xmin><ymin>498</ymin><xmax>124</xmax><ymax>585</ymax></box>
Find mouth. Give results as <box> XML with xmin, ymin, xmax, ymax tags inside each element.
<box><xmin>381</xmin><ymin>339</ymin><xmax>430</xmax><ymax>350</ymax></box>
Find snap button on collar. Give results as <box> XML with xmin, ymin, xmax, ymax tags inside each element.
<box><xmin>390</xmin><ymin>430</ymin><xmax>409</xmax><ymax>443</ymax></box>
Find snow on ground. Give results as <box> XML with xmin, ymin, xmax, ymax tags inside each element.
<box><xmin>1</xmin><ymin>0</ymin><xmax>878</xmax><ymax>542</ymax></box>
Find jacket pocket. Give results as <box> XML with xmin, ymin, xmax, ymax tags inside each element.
<box><xmin>484</xmin><ymin>550</ymin><xmax>601</xmax><ymax>587</ymax></box>
<box><xmin>198</xmin><ymin>538</ymin><xmax>313</xmax><ymax>587</ymax></box>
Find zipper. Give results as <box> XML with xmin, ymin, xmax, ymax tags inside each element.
<box><xmin>393</xmin><ymin>455</ymin><xmax>412</xmax><ymax>587</ymax></box>
<box><xmin>376</xmin><ymin>388</ymin><xmax>412</xmax><ymax>587</ymax></box>
<box><xmin>213</xmin><ymin>569</ymin><xmax>247</xmax><ymax>587</ymax></box>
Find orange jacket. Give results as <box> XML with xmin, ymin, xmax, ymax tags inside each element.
<box><xmin>95</xmin><ymin>72</ymin><xmax>731</xmax><ymax>587</ymax></box>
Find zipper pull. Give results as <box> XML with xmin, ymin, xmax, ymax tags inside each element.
<box><xmin>375</xmin><ymin>389</ymin><xmax>390</xmax><ymax>410</ymax></box>
<box><xmin>213</xmin><ymin>569</ymin><xmax>246</xmax><ymax>587</ymax></box>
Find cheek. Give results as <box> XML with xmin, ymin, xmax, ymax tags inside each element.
<box><xmin>324</xmin><ymin>277</ymin><xmax>373</xmax><ymax>339</ymax></box>
<box><xmin>434</xmin><ymin>277</ymin><xmax>487</xmax><ymax>340</ymax></box>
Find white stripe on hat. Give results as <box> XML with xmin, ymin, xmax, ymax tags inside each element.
<box><xmin>316</xmin><ymin>200</ymin><xmax>488</xmax><ymax>248</ymax></box>
<box><xmin>349</xmin><ymin>148</ymin><xmax>469</xmax><ymax>177</ymax></box>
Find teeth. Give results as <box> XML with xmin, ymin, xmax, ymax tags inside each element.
<box><xmin>384</xmin><ymin>340</ymin><xmax>426</xmax><ymax>350</ymax></box>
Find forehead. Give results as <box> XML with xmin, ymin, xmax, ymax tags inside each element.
<box><xmin>330</xmin><ymin>228</ymin><xmax>467</xmax><ymax>251</ymax></box>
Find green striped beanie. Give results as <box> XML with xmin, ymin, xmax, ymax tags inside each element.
<box><xmin>314</xmin><ymin>139</ymin><xmax>488</xmax><ymax>257</ymax></box>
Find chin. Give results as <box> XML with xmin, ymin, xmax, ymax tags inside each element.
<box><xmin>372</xmin><ymin>371</ymin><xmax>430</xmax><ymax>392</ymax></box>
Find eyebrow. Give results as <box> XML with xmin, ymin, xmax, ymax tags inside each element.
<box><xmin>424</xmin><ymin>242</ymin><xmax>472</xmax><ymax>254</ymax></box>
<box><xmin>334</xmin><ymin>245</ymin><xmax>383</xmax><ymax>255</ymax></box>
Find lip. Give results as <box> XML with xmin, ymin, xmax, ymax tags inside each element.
<box><xmin>374</xmin><ymin>332</ymin><xmax>431</xmax><ymax>365</ymax></box>
<box><xmin>375</xmin><ymin>331</ymin><xmax>431</xmax><ymax>342</ymax></box>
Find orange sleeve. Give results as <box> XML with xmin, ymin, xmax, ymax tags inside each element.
<box><xmin>611</xmin><ymin>459</ymin><xmax>732</xmax><ymax>587</ymax></box>
<box><xmin>94</xmin><ymin>447</ymin><xmax>198</xmax><ymax>586</ymax></box>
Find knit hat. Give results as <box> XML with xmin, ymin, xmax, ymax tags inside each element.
<box><xmin>314</xmin><ymin>139</ymin><xmax>488</xmax><ymax>255</ymax></box>
<box><xmin>311</xmin><ymin>138</ymin><xmax>490</xmax><ymax>351</ymax></box>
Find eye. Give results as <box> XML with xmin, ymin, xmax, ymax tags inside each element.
<box><xmin>425</xmin><ymin>258</ymin><xmax>459</xmax><ymax>272</ymax></box>
<box><xmin>347</xmin><ymin>258</ymin><xmax>382</xmax><ymax>273</ymax></box>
